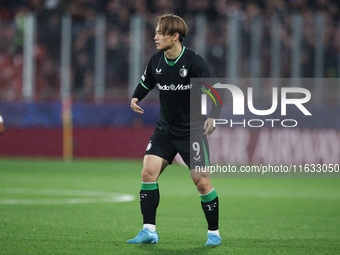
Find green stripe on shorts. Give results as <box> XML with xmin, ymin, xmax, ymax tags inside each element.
<box><xmin>201</xmin><ymin>138</ymin><xmax>210</xmax><ymax>166</ymax></box>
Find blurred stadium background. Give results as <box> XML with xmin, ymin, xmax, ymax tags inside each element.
<box><xmin>1</xmin><ymin>1</ymin><xmax>340</xmax><ymax>254</ymax></box>
<box><xmin>0</xmin><ymin>0</ymin><xmax>339</xmax><ymax>162</ymax></box>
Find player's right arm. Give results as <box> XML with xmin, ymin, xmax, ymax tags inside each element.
<box><xmin>131</xmin><ymin>97</ymin><xmax>144</xmax><ymax>114</ymax></box>
<box><xmin>130</xmin><ymin>58</ymin><xmax>156</xmax><ymax>114</ymax></box>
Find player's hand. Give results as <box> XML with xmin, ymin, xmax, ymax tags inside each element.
<box><xmin>131</xmin><ymin>98</ymin><xmax>144</xmax><ymax>114</ymax></box>
<box><xmin>204</xmin><ymin>118</ymin><xmax>216</xmax><ymax>135</ymax></box>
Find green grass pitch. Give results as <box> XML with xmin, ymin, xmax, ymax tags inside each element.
<box><xmin>0</xmin><ymin>158</ymin><xmax>339</xmax><ymax>254</ymax></box>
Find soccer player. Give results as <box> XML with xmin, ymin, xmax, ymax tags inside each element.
<box><xmin>127</xmin><ymin>14</ymin><xmax>221</xmax><ymax>246</ymax></box>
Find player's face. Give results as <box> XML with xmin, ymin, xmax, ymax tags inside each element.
<box><xmin>154</xmin><ymin>24</ymin><xmax>175</xmax><ymax>51</ymax></box>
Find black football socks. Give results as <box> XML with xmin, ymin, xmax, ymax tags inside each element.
<box><xmin>140</xmin><ymin>183</ymin><xmax>219</xmax><ymax>234</ymax></box>
<box><xmin>140</xmin><ymin>182</ymin><xmax>159</xmax><ymax>226</ymax></box>
<box><xmin>200</xmin><ymin>188</ymin><xmax>219</xmax><ymax>231</ymax></box>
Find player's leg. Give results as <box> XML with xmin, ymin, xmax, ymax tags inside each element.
<box><xmin>127</xmin><ymin>155</ymin><xmax>167</xmax><ymax>244</ymax></box>
<box><xmin>140</xmin><ymin>155</ymin><xmax>168</xmax><ymax>230</ymax></box>
<box><xmin>141</xmin><ymin>154</ymin><xmax>168</xmax><ymax>182</ymax></box>
<box><xmin>177</xmin><ymin>136</ymin><xmax>221</xmax><ymax>245</ymax></box>
<box><xmin>128</xmin><ymin>130</ymin><xmax>177</xmax><ymax>244</ymax></box>
<box><xmin>191</xmin><ymin>168</ymin><xmax>221</xmax><ymax>246</ymax></box>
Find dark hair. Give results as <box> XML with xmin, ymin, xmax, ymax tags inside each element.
<box><xmin>156</xmin><ymin>14</ymin><xmax>188</xmax><ymax>42</ymax></box>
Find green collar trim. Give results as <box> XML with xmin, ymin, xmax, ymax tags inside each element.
<box><xmin>164</xmin><ymin>46</ymin><xmax>185</xmax><ymax>66</ymax></box>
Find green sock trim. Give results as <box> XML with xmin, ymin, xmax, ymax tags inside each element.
<box><xmin>141</xmin><ymin>182</ymin><xmax>158</xmax><ymax>190</ymax></box>
<box><xmin>200</xmin><ymin>189</ymin><xmax>217</xmax><ymax>202</ymax></box>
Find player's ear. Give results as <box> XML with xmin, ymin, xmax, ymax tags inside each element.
<box><xmin>173</xmin><ymin>33</ymin><xmax>180</xmax><ymax>42</ymax></box>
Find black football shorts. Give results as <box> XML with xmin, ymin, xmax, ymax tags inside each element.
<box><xmin>145</xmin><ymin>129</ymin><xmax>210</xmax><ymax>169</ymax></box>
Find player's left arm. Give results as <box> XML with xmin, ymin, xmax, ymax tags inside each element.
<box><xmin>204</xmin><ymin>118</ymin><xmax>215</xmax><ymax>135</ymax></box>
<box><xmin>193</xmin><ymin>55</ymin><xmax>221</xmax><ymax>135</ymax></box>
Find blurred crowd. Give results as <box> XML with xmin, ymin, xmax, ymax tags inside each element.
<box><xmin>0</xmin><ymin>0</ymin><xmax>339</xmax><ymax>101</ymax></box>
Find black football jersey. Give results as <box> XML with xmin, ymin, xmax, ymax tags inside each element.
<box><xmin>136</xmin><ymin>46</ymin><xmax>215</xmax><ymax>137</ymax></box>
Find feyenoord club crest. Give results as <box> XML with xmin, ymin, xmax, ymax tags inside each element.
<box><xmin>179</xmin><ymin>66</ymin><xmax>188</xmax><ymax>77</ymax></box>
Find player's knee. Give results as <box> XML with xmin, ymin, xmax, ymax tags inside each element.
<box><xmin>141</xmin><ymin>166</ymin><xmax>157</xmax><ymax>182</ymax></box>
<box><xmin>193</xmin><ymin>178</ymin><xmax>212</xmax><ymax>194</ymax></box>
